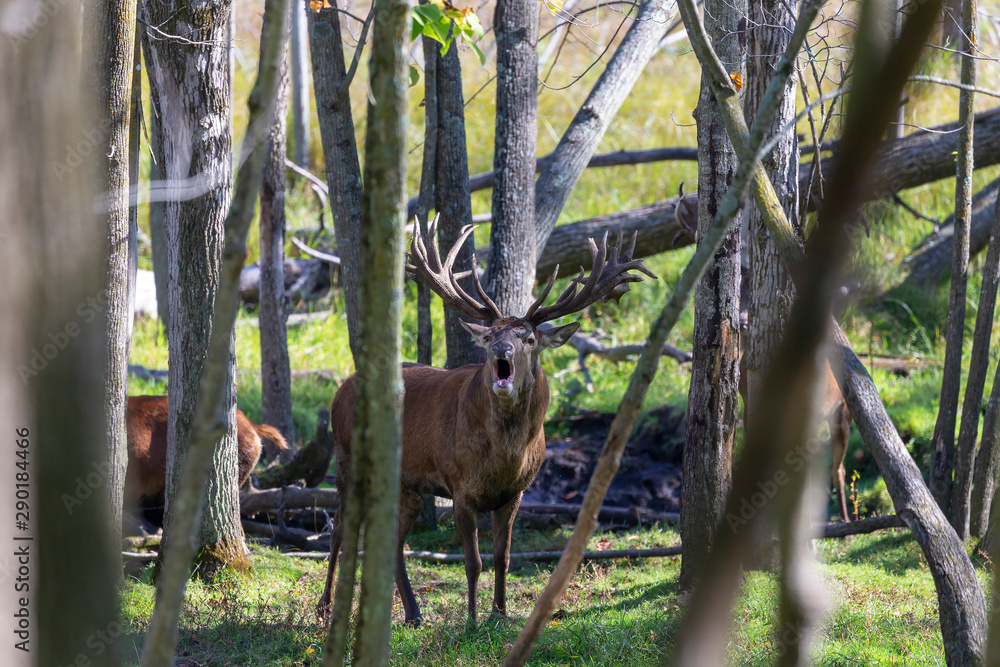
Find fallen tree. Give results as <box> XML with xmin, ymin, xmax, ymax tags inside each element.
<box><xmin>898</xmin><ymin>176</ymin><xmax>1000</xmax><ymax>289</ymax></box>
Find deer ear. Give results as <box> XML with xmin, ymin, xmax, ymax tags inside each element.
<box><xmin>538</xmin><ymin>322</ymin><xmax>580</xmax><ymax>349</ymax></box>
<box><xmin>460</xmin><ymin>320</ymin><xmax>493</xmax><ymax>347</ymax></box>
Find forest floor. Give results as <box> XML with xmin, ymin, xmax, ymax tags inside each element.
<box><xmin>118</xmin><ymin>526</ymin><xmax>981</xmax><ymax>665</ymax></box>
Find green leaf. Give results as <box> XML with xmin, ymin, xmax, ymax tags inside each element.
<box><xmin>469</xmin><ymin>40</ymin><xmax>486</xmax><ymax>65</ymax></box>
<box><xmin>409</xmin><ymin>65</ymin><xmax>420</xmax><ymax>87</ymax></box>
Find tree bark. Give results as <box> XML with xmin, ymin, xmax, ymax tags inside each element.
<box><xmin>149</xmin><ymin>109</ymin><xmax>170</xmax><ymax>337</ymax></box>
<box><xmin>290</xmin><ymin>0</ymin><xmax>311</xmax><ymax>166</ymax></box>
<box><xmin>140</xmin><ymin>0</ymin><xmax>290</xmax><ymax>659</ymax></box>
<box><xmin>485</xmin><ymin>0</ymin><xmax>539</xmax><ymax>316</ymax></box>
<box><xmin>254</xmin><ymin>409</ymin><xmax>333</xmax><ymax>490</ymax></box>
<box><xmin>679</xmin><ymin>0</ymin><xmax>744</xmax><ymax>591</ymax></box>
<box><xmin>260</xmin><ymin>17</ymin><xmax>296</xmax><ymax>459</ymax></box>
<box><xmin>932</xmin><ymin>0</ymin><xmax>977</xmax><ymax>523</ymax></box>
<box><xmin>899</xmin><ymin>176</ymin><xmax>1000</xmax><ymax>290</ymax></box>
<box><xmin>2</xmin><ymin>5</ymin><xmax>119</xmax><ymax>664</ymax></box>
<box><xmin>85</xmin><ymin>0</ymin><xmax>138</xmax><ymax>580</ymax></box>
<box><xmin>969</xmin><ymin>191</ymin><xmax>1000</xmax><ymax>537</ymax></box>
<box><xmin>348</xmin><ymin>0</ymin><xmax>408</xmax><ymax>660</ymax></box>
<box><xmin>416</xmin><ymin>26</ymin><xmax>437</xmax><ymax>368</ymax></box>
<box><xmin>533</xmin><ymin>0</ymin><xmax>675</xmax><ymax>253</ymax></box>
<box><xmin>141</xmin><ymin>0</ymin><xmax>243</xmax><ymax>578</ymax></box>
<box><xmin>309</xmin><ymin>1</ymin><xmax>363</xmax><ymax>361</ymax></box>
<box><xmin>435</xmin><ymin>44</ymin><xmax>481</xmax><ymax>367</ymax></box>
<box><xmin>742</xmin><ymin>0</ymin><xmax>800</xmax><ymax>574</ymax></box>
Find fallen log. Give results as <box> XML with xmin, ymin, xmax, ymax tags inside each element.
<box><xmin>863</xmin><ymin>355</ymin><xmax>935</xmax><ymax>376</ymax></box>
<box><xmin>240</xmin><ymin>486</ymin><xmax>340</xmax><ymax>515</ymax></box>
<box><xmin>821</xmin><ymin>514</ymin><xmax>904</xmax><ymax>538</ymax></box>
<box><xmin>563</xmin><ymin>330</ymin><xmax>692</xmax><ymax>391</ymax></box>
<box><xmin>898</xmin><ymin>176</ymin><xmax>1000</xmax><ymax>289</ymax></box>
<box><xmin>239</xmin><ymin>257</ymin><xmax>331</xmax><ymax>304</ymax></box>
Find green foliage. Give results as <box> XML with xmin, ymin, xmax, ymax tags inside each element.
<box><xmin>411</xmin><ymin>0</ymin><xmax>485</xmax><ymax>65</ymax></box>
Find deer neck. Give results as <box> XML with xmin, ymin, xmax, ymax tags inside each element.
<box><xmin>473</xmin><ymin>361</ymin><xmax>549</xmax><ymax>443</ymax></box>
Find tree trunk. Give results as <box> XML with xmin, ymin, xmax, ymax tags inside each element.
<box><xmin>140</xmin><ymin>0</ymin><xmax>290</xmax><ymax>659</ymax></box>
<box><xmin>435</xmin><ymin>44</ymin><xmax>480</xmax><ymax>367</ymax></box>
<box><xmin>309</xmin><ymin>1</ymin><xmax>363</xmax><ymax>361</ymax></box>
<box><xmin>533</xmin><ymin>0</ymin><xmax>675</xmax><ymax>253</ymax></box>
<box><xmin>679</xmin><ymin>0</ymin><xmax>744</xmax><ymax>591</ymax></box>
<box><xmin>932</xmin><ymin>0</ymin><xmax>977</xmax><ymax>523</ymax></box>
<box><xmin>742</xmin><ymin>0</ymin><xmax>800</xmax><ymax>571</ymax></box>
<box><xmin>289</xmin><ymin>0</ymin><xmax>311</xmax><ymax>166</ymax></box>
<box><xmin>149</xmin><ymin>109</ymin><xmax>170</xmax><ymax>337</ymax></box>
<box><xmin>948</xmin><ymin>0</ymin><xmax>982</xmax><ymax>540</ymax></box>
<box><xmin>968</xmin><ymin>190</ymin><xmax>1000</xmax><ymax>536</ymax></box>
<box><xmin>85</xmin><ymin>0</ymin><xmax>138</xmax><ymax>580</ymax></box>
<box><xmin>414</xmin><ymin>27</ymin><xmax>439</xmax><ymax>531</ymax></box>
<box><xmin>2</xmin><ymin>5</ymin><xmax>119</xmax><ymax>664</ymax></box>
<box><xmin>898</xmin><ymin>176</ymin><xmax>1000</xmax><ymax>290</ymax></box>
<box><xmin>485</xmin><ymin>0</ymin><xmax>539</xmax><ymax>316</ymax></box>
<box><xmin>141</xmin><ymin>0</ymin><xmax>244</xmax><ymax>575</ymax></box>
<box><xmin>260</xmin><ymin>21</ymin><xmax>296</xmax><ymax>460</ymax></box>
<box><xmin>349</xmin><ymin>0</ymin><xmax>409</xmax><ymax>659</ymax></box>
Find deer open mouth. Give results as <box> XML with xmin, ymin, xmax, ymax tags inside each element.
<box><xmin>494</xmin><ymin>359</ymin><xmax>514</xmax><ymax>388</ymax></box>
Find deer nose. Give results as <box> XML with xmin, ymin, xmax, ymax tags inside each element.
<box><xmin>492</xmin><ymin>342</ymin><xmax>513</xmax><ymax>359</ymax></box>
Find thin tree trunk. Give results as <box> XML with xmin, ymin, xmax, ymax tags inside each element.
<box><xmin>309</xmin><ymin>1</ymin><xmax>363</xmax><ymax>361</ymax></box>
<box><xmin>932</xmin><ymin>0</ymin><xmax>977</xmax><ymax>516</ymax></box>
<box><xmin>969</xmin><ymin>190</ymin><xmax>1000</xmax><ymax>536</ymax></box>
<box><xmin>140</xmin><ymin>0</ymin><xmax>290</xmax><ymax>660</ymax></box>
<box><xmin>485</xmin><ymin>0</ymin><xmax>539</xmax><ymax>316</ymax></box>
<box><xmin>141</xmin><ymin>0</ymin><xmax>243</xmax><ymax>577</ymax></box>
<box><xmin>946</xmin><ymin>0</ymin><xmax>980</xmax><ymax>539</ymax></box>
<box><xmin>416</xmin><ymin>27</ymin><xmax>437</xmax><ymax>367</ymax></box>
<box><xmin>149</xmin><ymin>109</ymin><xmax>170</xmax><ymax>337</ymax></box>
<box><xmin>290</xmin><ymin>0</ymin><xmax>311</xmax><ymax>166</ymax></box>
<box><xmin>414</xmin><ymin>27</ymin><xmax>438</xmax><ymax>532</ymax></box>
<box><xmin>2</xmin><ymin>4</ymin><xmax>119</xmax><ymax>664</ymax></box>
<box><xmin>260</xmin><ymin>21</ymin><xmax>296</xmax><ymax>459</ymax></box>
<box><xmin>533</xmin><ymin>0</ymin><xmax>674</xmax><ymax>253</ymax></box>
<box><xmin>435</xmin><ymin>44</ymin><xmax>480</xmax><ymax>367</ymax></box>
<box><xmin>85</xmin><ymin>0</ymin><xmax>138</xmax><ymax>579</ymax></box>
<box><xmin>342</xmin><ymin>0</ymin><xmax>409</xmax><ymax>660</ymax></box>
<box><xmin>679</xmin><ymin>0</ymin><xmax>744</xmax><ymax>591</ymax></box>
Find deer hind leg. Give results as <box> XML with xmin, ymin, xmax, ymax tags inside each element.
<box><xmin>830</xmin><ymin>402</ymin><xmax>851</xmax><ymax>523</ymax></box>
<box><xmin>319</xmin><ymin>450</ymin><xmax>350</xmax><ymax>619</ymax></box>
<box><xmin>396</xmin><ymin>489</ymin><xmax>425</xmax><ymax>626</ymax></box>
<box><xmin>491</xmin><ymin>493</ymin><xmax>521</xmax><ymax>616</ymax></box>
<box><xmin>453</xmin><ymin>498</ymin><xmax>482</xmax><ymax>626</ymax></box>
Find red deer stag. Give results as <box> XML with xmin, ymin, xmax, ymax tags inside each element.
<box><xmin>319</xmin><ymin>221</ymin><xmax>656</xmax><ymax>626</ymax></box>
<box><xmin>125</xmin><ymin>395</ymin><xmax>289</xmax><ymax>527</ymax></box>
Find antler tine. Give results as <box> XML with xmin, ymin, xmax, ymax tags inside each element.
<box><xmin>407</xmin><ymin>219</ymin><xmax>502</xmax><ymax>322</ymax></box>
<box><xmin>469</xmin><ymin>253</ymin><xmax>504</xmax><ymax>321</ymax></box>
<box><xmin>525</xmin><ymin>230</ymin><xmax>658</xmax><ymax>326</ymax></box>
<box><xmin>523</xmin><ymin>264</ymin><xmax>560</xmax><ymax>320</ymax></box>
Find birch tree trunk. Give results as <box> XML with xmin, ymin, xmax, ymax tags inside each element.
<box><xmin>435</xmin><ymin>44</ymin><xmax>480</xmax><ymax>367</ymax></box>
<box><xmin>679</xmin><ymin>0</ymin><xmax>744</xmax><ymax>590</ymax></box>
<box><xmin>946</xmin><ymin>0</ymin><xmax>980</xmax><ymax>540</ymax></box>
<box><xmin>260</xmin><ymin>18</ymin><xmax>296</xmax><ymax>458</ymax></box>
<box><xmin>290</xmin><ymin>0</ymin><xmax>311</xmax><ymax>166</ymax></box>
<box><xmin>930</xmin><ymin>0</ymin><xmax>977</xmax><ymax>517</ymax></box>
<box><xmin>2</xmin><ymin>1</ymin><xmax>120</xmax><ymax>663</ymax></box>
<box><xmin>141</xmin><ymin>0</ymin><xmax>245</xmax><ymax>573</ymax></box>
<box><xmin>85</xmin><ymin>0</ymin><xmax>138</xmax><ymax>577</ymax></box>
<box><xmin>309</xmin><ymin>2</ymin><xmax>363</xmax><ymax>361</ymax></box>
<box><xmin>149</xmin><ymin>110</ymin><xmax>170</xmax><ymax>337</ymax></box>
<box><xmin>484</xmin><ymin>0</ymin><xmax>539</xmax><ymax>316</ymax></box>
<box><xmin>346</xmin><ymin>0</ymin><xmax>409</xmax><ymax>659</ymax></box>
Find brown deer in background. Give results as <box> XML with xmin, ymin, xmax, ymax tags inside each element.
<box><xmin>319</xmin><ymin>221</ymin><xmax>655</xmax><ymax>626</ymax></box>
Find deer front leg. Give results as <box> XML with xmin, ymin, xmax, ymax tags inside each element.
<box><xmin>830</xmin><ymin>402</ymin><xmax>852</xmax><ymax>523</ymax></box>
<box><xmin>491</xmin><ymin>493</ymin><xmax>521</xmax><ymax>616</ymax></box>
<box><xmin>453</xmin><ymin>499</ymin><xmax>482</xmax><ymax>626</ymax></box>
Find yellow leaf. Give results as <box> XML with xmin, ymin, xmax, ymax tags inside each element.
<box><xmin>309</xmin><ymin>0</ymin><xmax>323</xmax><ymax>11</ymax></box>
<box><xmin>730</xmin><ymin>72</ymin><xmax>743</xmax><ymax>92</ymax></box>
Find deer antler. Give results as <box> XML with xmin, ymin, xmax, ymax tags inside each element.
<box><xmin>407</xmin><ymin>217</ymin><xmax>504</xmax><ymax>323</ymax></box>
<box><xmin>524</xmin><ymin>230</ymin><xmax>657</xmax><ymax>325</ymax></box>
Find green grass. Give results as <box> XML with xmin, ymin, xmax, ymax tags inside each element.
<box><xmin>117</xmin><ymin>528</ymin><xmax>973</xmax><ymax>665</ymax></box>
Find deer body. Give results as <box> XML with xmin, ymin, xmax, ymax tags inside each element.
<box><xmin>320</xmin><ymin>223</ymin><xmax>655</xmax><ymax>626</ymax></box>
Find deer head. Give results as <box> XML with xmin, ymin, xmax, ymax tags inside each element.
<box><xmin>408</xmin><ymin>218</ymin><xmax>657</xmax><ymax>401</ymax></box>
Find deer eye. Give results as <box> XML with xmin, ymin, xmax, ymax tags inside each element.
<box><xmin>526</xmin><ymin>337</ymin><xmax>535</xmax><ymax>345</ymax></box>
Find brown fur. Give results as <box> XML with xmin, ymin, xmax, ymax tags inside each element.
<box><xmin>124</xmin><ymin>395</ymin><xmax>288</xmax><ymax>513</ymax></box>
<box><xmin>320</xmin><ymin>319</ymin><xmax>579</xmax><ymax>626</ymax></box>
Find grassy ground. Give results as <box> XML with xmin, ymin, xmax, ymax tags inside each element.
<box><xmin>123</xmin><ymin>1</ymin><xmax>1000</xmax><ymax>664</ymax></box>
<box><xmin>117</xmin><ymin>526</ymin><xmax>980</xmax><ymax>665</ymax></box>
